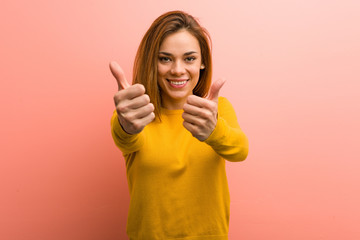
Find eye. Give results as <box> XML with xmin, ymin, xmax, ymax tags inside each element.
<box><xmin>159</xmin><ymin>56</ymin><xmax>171</xmax><ymax>62</ymax></box>
<box><xmin>185</xmin><ymin>56</ymin><xmax>196</xmax><ymax>62</ymax></box>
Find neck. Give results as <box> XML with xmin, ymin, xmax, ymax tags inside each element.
<box><xmin>161</xmin><ymin>98</ymin><xmax>186</xmax><ymax>110</ymax></box>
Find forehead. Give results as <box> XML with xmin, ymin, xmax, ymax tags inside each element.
<box><xmin>159</xmin><ymin>30</ymin><xmax>200</xmax><ymax>52</ymax></box>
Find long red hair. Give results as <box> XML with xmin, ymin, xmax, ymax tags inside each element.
<box><xmin>132</xmin><ymin>11</ymin><xmax>213</xmax><ymax>120</ymax></box>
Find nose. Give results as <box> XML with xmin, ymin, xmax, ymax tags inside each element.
<box><xmin>170</xmin><ymin>60</ymin><xmax>186</xmax><ymax>76</ymax></box>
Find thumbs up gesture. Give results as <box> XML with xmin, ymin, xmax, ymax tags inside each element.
<box><xmin>110</xmin><ymin>61</ymin><xmax>155</xmax><ymax>134</ymax></box>
<box><xmin>182</xmin><ymin>78</ymin><xmax>226</xmax><ymax>141</ymax></box>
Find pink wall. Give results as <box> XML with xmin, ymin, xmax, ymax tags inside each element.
<box><xmin>1</xmin><ymin>0</ymin><xmax>359</xmax><ymax>239</ymax></box>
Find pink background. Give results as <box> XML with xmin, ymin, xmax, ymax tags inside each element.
<box><xmin>1</xmin><ymin>0</ymin><xmax>359</xmax><ymax>239</ymax></box>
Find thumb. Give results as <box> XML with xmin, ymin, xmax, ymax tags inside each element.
<box><xmin>208</xmin><ymin>78</ymin><xmax>226</xmax><ymax>101</ymax></box>
<box><xmin>109</xmin><ymin>61</ymin><xmax>131</xmax><ymax>90</ymax></box>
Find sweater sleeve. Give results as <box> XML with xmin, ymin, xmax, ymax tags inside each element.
<box><xmin>204</xmin><ymin>97</ymin><xmax>249</xmax><ymax>162</ymax></box>
<box><xmin>110</xmin><ymin>110</ymin><xmax>145</xmax><ymax>155</ymax></box>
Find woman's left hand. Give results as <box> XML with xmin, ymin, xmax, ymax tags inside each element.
<box><xmin>182</xmin><ymin>78</ymin><xmax>226</xmax><ymax>141</ymax></box>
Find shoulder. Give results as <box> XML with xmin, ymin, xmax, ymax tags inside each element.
<box><xmin>218</xmin><ymin>96</ymin><xmax>234</xmax><ymax>111</ymax></box>
<box><xmin>217</xmin><ymin>96</ymin><xmax>240</xmax><ymax>128</ymax></box>
<box><xmin>218</xmin><ymin>96</ymin><xmax>230</xmax><ymax>105</ymax></box>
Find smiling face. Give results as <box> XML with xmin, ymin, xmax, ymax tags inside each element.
<box><xmin>157</xmin><ymin>29</ymin><xmax>204</xmax><ymax>109</ymax></box>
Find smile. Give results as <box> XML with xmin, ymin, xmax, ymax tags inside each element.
<box><xmin>167</xmin><ymin>79</ymin><xmax>189</xmax><ymax>88</ymax></box>
<box><xmin>170</xmin><ymin>80</ymin><xmax>187</xmax><ymax>85</ymax></box>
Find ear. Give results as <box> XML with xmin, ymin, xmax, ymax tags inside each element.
<box><xmin>200</xmin><ymin>64</ymin><xmax>205</xmax><ymax>69</ymax></box>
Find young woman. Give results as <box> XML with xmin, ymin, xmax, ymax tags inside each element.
<box><xmin>110</xmin><ymin>10</ymin><xmax>249</xmax><ymax>240</ymax></box>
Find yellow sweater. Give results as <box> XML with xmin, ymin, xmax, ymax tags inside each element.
<box><xmin>111</xmin><ymin>97</ymin><xmax>249</xmax><ymax>240</ymax></box>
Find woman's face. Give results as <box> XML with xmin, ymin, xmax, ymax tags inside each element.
<box><xmin>157</xmin><ymin>29</ymin><xmax>203</xmax><ymax>109</ymax></box>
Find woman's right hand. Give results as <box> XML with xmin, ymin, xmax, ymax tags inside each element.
<box><xmin>110</xmin><ymin>61</ymin><xmax>155</xmax><ymax>135</ymax></box>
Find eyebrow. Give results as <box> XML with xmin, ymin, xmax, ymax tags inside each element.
<box><xmin>158</xmin><ymin>51</ymin><xmax>198</xmax><ymax>56</ymax></box>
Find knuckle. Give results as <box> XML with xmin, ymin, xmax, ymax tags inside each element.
<box><xmin>187</xmin><ymin>95</ymin><xmax>196</xmax><ymax>102</ymax></box>
<box><xmin>192</xmin><ymin>132</ymin><xmax>200</xmax><ymax>139</ymax></box>
<box><xmin>193</xmin><ymin>118</ymin><xmax>201</xmax><ymax>126</ymax></box>
<box><xmin>149</xmin><ymin>103</ymin><xmax>155</xmax><ymax>111</ymax></box>
<box><xmin>116</xmin><ymin>104</ymin><xmax>127</xmax><ymax>113</ymax></box>
<box><xmin>200</xmin><ymin>110</ymin><xmax>210</xmax><ymax>119</ymax></box>
<box><xmin>210</xmin><ymin>102</ymin><xmax>218</xmax><ymax>111</ymax></box>
<box><xmin>119</xmin><ymin>112</ymin><xmax>129</xmax><ymax>121</ymax></box>
<box><xmin>126</xmin><ymin>112</ymin><xmax>137</xmax><ymax>122</ymax></box>
<box><xmin>198</xmin><ymin>119</ymin><xmax>206</xmax><ymax>126</ymax></box>
<box><xmin>131</xmin><ymin>121</ymin><xmax>142</xmax><ymax>130</ymax></box>
<box><xmin>183</xmin><ymin>103</ymin><xmax>189</xmax><ymax>111</ymax></box>
<box><xmin>113</xmin><ymin>94</ymin><xmax>121</xmax><ymax>105</ymax></box>
<box><xmin>142</xmin><ymin>94</ymin><xmax>150</xmax><ymax>104</ymax></box>
<box><xmin>147</xmin><ymin>103</ymin><xmax>154</xmax><ymax>112</ymax></box>
<box><xmin>114</xmin><ymin>91</ymin><xmax>127</xmax><ymax>104</ymax></box>
<box><xmin>145</xmin><ymin>113</ymin><xmax>155</xmax><ymax>124</ymax></box>
<box><xmin>134</xmin><ymin>84</ymin><xmax>146</xmax><ymax>93</ymax></box>
<box><xmin>118</xmin><ymin>109</ymin><xmax>135</xmax><ymax>122</ymax></box>
<box><xmin>206</xmin><ymin>111</ymin><xmax>214</xmax><ymax>119</ymax></box>
<box><xmin>191</xmin><ymin>126</ymin><xmax>199</xmax><ymax>135</ymax></box>
<box><xmin>182</xmin><ymin>112</ymin><xmax>187</xmax><ymax>119</ymax></box>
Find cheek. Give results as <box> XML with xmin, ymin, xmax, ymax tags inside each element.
<box><xmin>156</xmin><ymin>65</ymin><xmax>166</xmax><ymax>89</ymax></box>
<box><xmin>189</xmin><ymin>66</ymin><xmax>201</xmax><ymax>78</ymax></box>
<box><xmin>157</xmin><ymin>64</ymin><xmax>168</xmax><ymax>77</ymax></box>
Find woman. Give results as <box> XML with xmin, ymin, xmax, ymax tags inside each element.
<box><xmin>110</xmin><ymin>10</ymin><xmax>249</xmax><ymax>240</ymax></box>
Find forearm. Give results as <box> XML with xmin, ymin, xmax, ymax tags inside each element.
<box><xmin>205</xmin><ymin>116</ymin><xmax>249</xmax><ymax>162</ymax></box>
<box><xmin>111</xmin><ymin>110</ymin><xmax>144</xmax><ymax>155</ymax></box>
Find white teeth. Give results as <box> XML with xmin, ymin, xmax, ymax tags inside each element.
<box><xmin>170</xmin><ymin>81</ymin><xmax>186</xmax><ymax>85</ymax></box>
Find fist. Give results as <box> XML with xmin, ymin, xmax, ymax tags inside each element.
<box><xmin>110</xmin><ymin>61</ymin><xmax>155</xmax><ymax>134</ymax></box>
<box><xmin>182</xmin><ymin>78</ymin><xmax>226</xmax><ymax>141</ymax></box>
